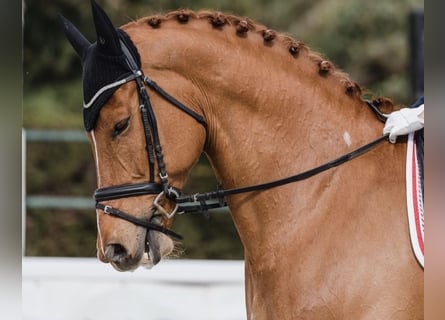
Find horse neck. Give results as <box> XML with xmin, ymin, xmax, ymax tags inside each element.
<box><xmin>127</xmin><ymin>17</ymin><xmax>392</xmax><ymax>246</ymax></box>
<box><xmin>126</xmin><ymin>17</ymin><xmax>384</xmax><ymax>177</ymax></box>
<box><xmin>189</xmin><ymin>38</ymin><xmax>385</xmax><ymax>191</ymax></box>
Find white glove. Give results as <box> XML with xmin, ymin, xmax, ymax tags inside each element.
<box><xmin>383</xmin><ymin>104</ymin><xmax>424</xmax><ymax>143</ymax></box>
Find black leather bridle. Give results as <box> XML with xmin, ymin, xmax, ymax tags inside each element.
<box><xmin>93</xmin><ymin>37</ymin><xmax>390</xmax><ymax>242</ymax></box>
<box><xmin>93</xmin><ymin>39</ymin><xmax>206</xmax><ymax>241</ymax></box>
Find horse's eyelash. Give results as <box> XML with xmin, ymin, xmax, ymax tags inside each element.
<box><xmin>112</xmin><ymin>117</ymin><xmax>131</xmax><ymax>137</ymax></box>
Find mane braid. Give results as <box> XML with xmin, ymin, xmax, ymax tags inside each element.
<box><xmin>134</xmin><ymin>9</ymin><xmax>393</xmax><ymax>107</ymax></box>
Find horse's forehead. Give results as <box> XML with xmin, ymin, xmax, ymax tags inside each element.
<box><xmin>82</xmin><ymin>29</ymin><xmax>140</xmax><ymax>131</ymax></box>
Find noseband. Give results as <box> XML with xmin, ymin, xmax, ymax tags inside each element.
<box><xmin>93</xmin><ymin>38</ymin><xmax>206</xmax><ymax>241</ymax></box>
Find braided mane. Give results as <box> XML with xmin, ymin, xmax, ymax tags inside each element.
<box><xmin>127</xmin><ymin>9</ymin><xmax>394</xmax><ymax>109</ymax></box>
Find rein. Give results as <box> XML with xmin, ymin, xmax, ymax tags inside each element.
<box><xmin>176</xmin><ymin>100</ymin><xmax>389</xmax><ymax>213</ymax></box>
<box><xmin>93</xmin><ymin>37</ymin><xmax>389</xmax><ymax>240</ymax></box>
<box><xmin>176</xmin><ymin>133</ymin><xmax>389</xmax><ymax>213</ymax></box>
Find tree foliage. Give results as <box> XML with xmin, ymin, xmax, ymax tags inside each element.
<box><xmin>24</xmin><ymin>0</ymin><xmax>423</xmax><ymax>258</ymax></box>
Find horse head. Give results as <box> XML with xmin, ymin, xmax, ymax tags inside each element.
<box><xmin>60</xmin><ymin>1</ymin><xmax>206</xmax><ymax>271</ymax></box>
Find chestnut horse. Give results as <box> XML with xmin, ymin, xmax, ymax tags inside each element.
<box><xmin>60</xmin><ymin>2</ymin><xmax>423</xmax><ymax>319</ymax></box>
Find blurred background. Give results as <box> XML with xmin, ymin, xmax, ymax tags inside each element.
<box><xmin>23</xmin><ymin>0</ymin><xmax>423</xmax><ymax>260</ymax></box>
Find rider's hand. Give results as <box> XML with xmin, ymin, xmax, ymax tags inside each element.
<box><xmin>383</xmin><ymin>104</ymin><xmax>424</xmax><ymax>143</ymax></box>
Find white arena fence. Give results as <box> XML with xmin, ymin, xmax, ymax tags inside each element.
<box><xmin>23</xmin><ymin>257</ymin><xmax>245</xmax><ymax>320</ymax></box>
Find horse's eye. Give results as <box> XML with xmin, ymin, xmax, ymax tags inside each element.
<box><xmin>112</xmin><ymin>117</ymin><xmax>130</xmax><ymax>138</ymax></box>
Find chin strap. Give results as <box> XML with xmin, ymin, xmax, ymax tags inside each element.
<box><xmin>96</xmin><ymin>203</ymin><xmax>183</xmax><ymax>240</ymax></box>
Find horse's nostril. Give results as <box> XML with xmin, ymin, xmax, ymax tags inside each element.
<box><xmin>112</xmin><ymin>243</ymin><xmax>127</xmax><ymax>255</ymax></box>
<box><xmin>105</xmin><ymin>243</ymin><xmax>128</xmax><ymax>263</ymax></box>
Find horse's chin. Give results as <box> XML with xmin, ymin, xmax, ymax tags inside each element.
<box><xmin>141</xmin><ymin>230</ymin><xmax>175</xmax><ymax>269</ymax></box>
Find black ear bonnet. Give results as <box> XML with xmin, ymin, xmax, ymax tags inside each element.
<box><xmin>59</xmin><ymin>1</ymin><xmax>141</xmax><ymax>131</ymax></box>
<box><xmin>81</xmin><ymin>30</ymin><xmax>141</xmax><ymax>131</ymax></box>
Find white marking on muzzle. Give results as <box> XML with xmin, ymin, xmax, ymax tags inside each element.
<box><xmin>91</xmin><ymin>130</ymin><xmax>105</xmax><ymax>257</ymax></box>
<box><xmin>90</xmin><ymin>130</ymin><xmax>101</xmax><ymax>186</ymax></box>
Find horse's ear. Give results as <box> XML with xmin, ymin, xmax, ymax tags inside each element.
<box><xmin>91</xmin><ymin>0</ymin><xmax>122</xmax><ymax>56</ymax></box>
<box><xmin>58</xmin><ymin>14</ymin><xmax>91</xmax><ymax>60</ymax></box>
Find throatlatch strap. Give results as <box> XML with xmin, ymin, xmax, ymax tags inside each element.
<box><xmin>144</xmin><ymin>77</ymin><xmax>207</xmax><ymax>129</ymax></box>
